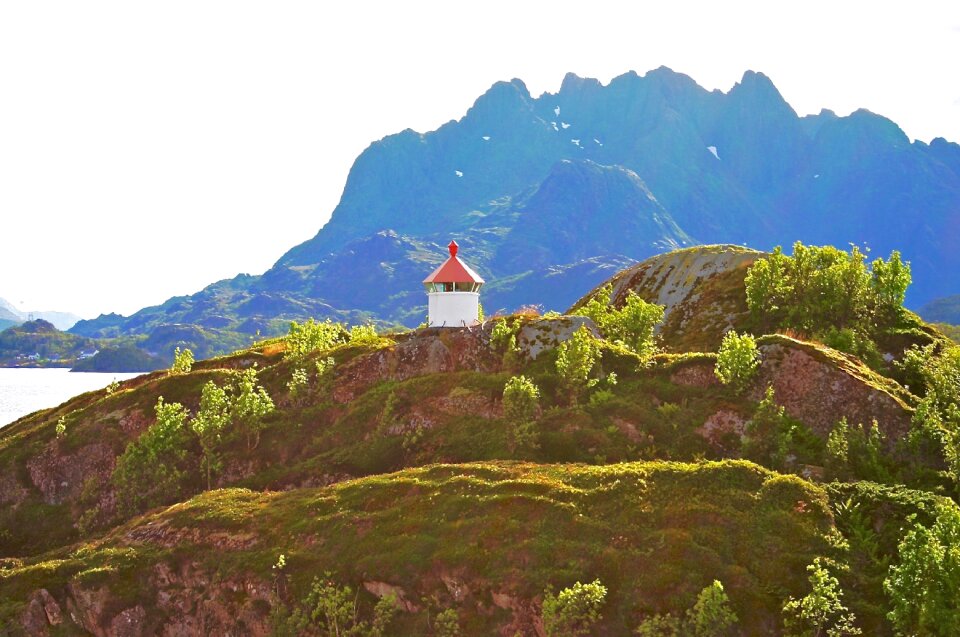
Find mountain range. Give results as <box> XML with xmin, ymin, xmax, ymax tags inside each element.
<box><xmin>0</xmin><ymin>297</ymin><xmax>81</xmax><ymax>332</ymax></box>
<box><xmin>71</xmin><ymin>67</ymin><xmax>960</xmax><ymax>354</ymax></box>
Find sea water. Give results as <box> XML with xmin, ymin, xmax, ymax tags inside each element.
<box><xmin>0</xmin><ymin>368</ymin><xmax>141</xmax><ymax>428</ymax></box>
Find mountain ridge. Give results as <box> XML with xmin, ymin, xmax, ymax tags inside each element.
<box><xmin>69</xmin><ymin>67</ymin><xmax>960</xmax><ymax>361</ymax></box>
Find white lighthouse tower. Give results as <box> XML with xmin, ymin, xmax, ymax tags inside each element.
<box><xmin>423</xmin><ymin>240</ymin><xmax>484</xmax><ymax>328</ymax></box>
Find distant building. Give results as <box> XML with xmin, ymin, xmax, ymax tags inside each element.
<box><xmin>423</xmin><ymin>241</ymin><xmax>484</xmax><ymax>328</ymax></box>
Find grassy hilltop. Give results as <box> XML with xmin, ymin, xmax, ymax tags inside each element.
<box><xmin>1</xmin><ymin>244</ymin><xmax>959</xmax><ymax>636</ymax></box>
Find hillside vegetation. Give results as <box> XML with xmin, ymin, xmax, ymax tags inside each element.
<box><xmin>1</xmin><ymin>244</ymin><xmax>959</xmax><ymax>636</ymax></box>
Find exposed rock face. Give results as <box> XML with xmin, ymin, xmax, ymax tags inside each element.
<box><xmin>27</xmin><ymin>442</ymin><xmax>115</xmax><ymax>505</ymax></box>
<box><xmin>23</xmin><ymin>562</ymin><xmax>274</xmax><ymax>637</ymax></box>
<box><xmin>676</xmin><ymin>338</ymin><xmax>913</xmax><ymax>444</ymax></box>
<box><xmin>363</xmin><ymin>580</ymin><xmax>418</xmax><ymax>612</ymax></box>
<box><xmin>699</xmin><ymin>410</ymin><xmax>748</xmax><ymax>453</ymax></box>
<box><xmin>753</xmin><ymin>340</ymin><xmax>912</xmax><ymax>441</ymax></box>
<box><xmin>332</xmin><ymin>326</ymin><xmax>501</xmax><ymax>403</ymax></box>
<box><xmin>20</xmin><ymin>589</ymin><xmax>62</xmax><ymax>636</ymax></box>
<box><xmin>516</xmin><ymin>316</ymin><xmax>598</xmax><ymax>360</ymax></box>
<box><xmin>569</xmin><ymin>245</ymin><xmax>762</xmax><ymax>352</ymax></box>
<box><xmin>333</xmin><ymin>317</ymin><xmax>594</xmax><ymax>403</ymax></box>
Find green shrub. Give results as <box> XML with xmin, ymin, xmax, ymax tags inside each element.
<box><xmin>542</xmin><ymin>579</ymin><xmax>607</xmax><ymax>637</ymax></box>
<box><xmin>112</xmin><ymin>397</ymin><xmax>191</xmax><ymax>514</ymax></box>
<box><xmin>556</xmin><ymin>326</ymin><xmax>601</xmax><ymax>405</ymax></box>
<box><xmin>714</xmin><ymin>331</ymin><xmax>760</xmax><ymax>393</ymax></box>
<box><xmin>884</xmin><ymin>502</ymin><xmax>960</xmax><ymax>636</ymax></box>
<box><xmin>433</xmin><ymin>608</ymin><xmax>460</xmax><ymax>637</ymax></box>
<box><xmin>232</xmin><ymin>367</ymin><xmax>275</xmax><ymax>449</ymax></box>
<box><xmin>349</xmin><ymin>324</ymin><xmax>380</xmax><ymax>345</ymax></box>
<box><xmin>573</xmin><ymin>285</ymin><xmax>664</xmax><ymax>360</ymax></box>
<box><xmin>191</xmin><ymin>381</ymin><xmax>231</xmax><ymax>489</ymax></box>
<box><xmin>782</xmin><ymin>558</ymin><xmax>860</xmax><ymax>636</ymax></box>
<box><xmin>503</xmin><ymin>375</ymin><xmax>541</xmax><ymax>451</ymax></box>
<box><xmin>742</xmin><ymin>386</ymin><xmax>793</xmax><ymax>470</ymax></box>
<box><xmin>171</xmin><ymin>347</ymin><xmax>194</xmax><ymax>374</ymax></box>
<box><xmin>285</xmin><ymin>319</ymin><xmax>347</xmax><ymax>361</ymax></box>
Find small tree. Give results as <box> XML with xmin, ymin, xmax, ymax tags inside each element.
<box><xmin>742</xmin><ymin>386</ymin><xmax>794</xmax><ymax>470</ymax></box>
<box><xmin>542</xmin><ymin>579</ymin><xmax>607</xmax><ymax>637</ymax></box>
<box><xmin>285</xmin><ymin>318</ymin><xmax>346</xmax><ymax>361</ymax></box>
<box><xmin>112</xmin><ymin>397</ymin><xmax>190</xmax><ymax>513</ymax></box>
<box><xmin>503</xmin><ymin>375</ymin><xmax>541</xmax><ymax>451</ymax></box>
<box><xmin>315</xmin><ymin>356</ymin><xmax>336</xmax><ymax>396</ymax></box>
<box><xmin>825</xmin><ymin>418</ymin><xmax>850</xmax><ymax>481</ymax></box>
<box><xmin>434</xmin><ymin>608</ymin><xmax>461</xmax><ymax>637</ymax></box>
<box><xmin>606</xmin><ymin>292</ymin><xmax>664</xmax><ymax>360</ymax></box>
<box><xmin>556</xmin><ymin>325</ymin><xmax>601</xmax><ymax>405</ymax></box>
<box><xmin>870</xmin><ymin>251</ymin><xmax>911</xmax><ymax>316</ymax></box>
<box><xmin>191</xmin><ymin>381</ymin><xmax>231</xmax><ymax>490</ymax></box>
<box><xmin>783</xmin><ymin>558</ymin><xmax>860</xmax><ymax>637</ymax></box>
<box><xmin>634</xmin><ymin>580</ymin><xmax>738</xmax><ymax>637</ymax></box>
<box><xmin>232</xmin><ymin>366</ymin><xmax>275</xmax><ymax>449</ymax></box>
<box><xmin>171</xmin><ymin>347</ymin><xmax>194</xmax><ymax>374</ymax></box>
<box><xmin>884</xmin><ymin>503</ymin><xmax>960</xmax><ymax>636</ymax></box>
<box><xmin>284</xmin><ymin>573</ymin><xmax>398</xmax><ymax>637</ymax></box>
<box><xmin>714</xmin><ymin>331</ymin><xmax>760</xmax><ymax>393</ymax></box>
<box><xmin>635</xmin><ymin>614</ymin><xmax>681</xmax><ymax>637</ymax></box>
<box><xmin>287</xmin><ymin>367</ymin><xmax>309</xmax><ymax>405</ymax></box>
<box><xmin>349</xmin><ymin>324</ymin><xmax>380</xmax><ymax>345</ymax></box>
<box><xmin>572</xmin><ymin>286</ymin><xmax>664</xmax><ymax>359</ymax></box>
<box><xmin>686</xmin><ymin>580</ymin><xmax>738</xmax><ymax>637</ymax></box>
<box><xmin>55</xmin><ymin>415</ymin><xmax>67</xmax><ymax>439</ymax></box>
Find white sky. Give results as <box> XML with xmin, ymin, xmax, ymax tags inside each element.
<box><xmin>1</xmin><ymin>1</ymin><xmax>958</xmax><ymax>318</ymax></box>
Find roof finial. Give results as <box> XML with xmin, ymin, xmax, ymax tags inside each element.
<box><xmin>448</xmin><ymin>240</ymin><xmax>459</xmax><ymax>257</ymax></box>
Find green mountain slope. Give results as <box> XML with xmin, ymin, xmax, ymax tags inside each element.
<box><xmin>2</xmin><ymin>245</ymin><xmax>958</xmax><ymax>635</ymax></box>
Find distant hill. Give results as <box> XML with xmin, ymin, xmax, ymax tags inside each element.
<box><xmin>72</xmin><ymin>67</ymin><xmax>960</xmax><ymax>347</ymax></box>
<box><xmin>0</xmin><ymin>319</ymin><xmax>98</xmax><ymax>366</ymax></box>
<box><xmin>0</xmin><ymin>297</ymin><xmax>82</xmax><ymax>331</ymax></box>
<box><xmin>919</xmin><ymin>294</ymin><xmax>960</xmax><ymax>324</ymax></box>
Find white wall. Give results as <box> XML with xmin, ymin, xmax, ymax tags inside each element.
<box><xmin>428</xmin><ymin>292</ymin><xmax>480</xmax><ymax>327</ymax></box>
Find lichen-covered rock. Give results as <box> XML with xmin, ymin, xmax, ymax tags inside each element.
<box><xmin>27</xmin><ymin>442</ymin><xmax>115</xmax><ymax>505</ymax></box>
<box><xmin>699</xmin><ymin>410</ymin><xmax>747</xmax><ymax>452</ymax></box>
<box><xmin>20</xmin><ymin>589</ymin><xmax>62</xmax><ymax>636</ymax></box>
<box><xmin>752</xmin><ymin>340</ymin><xmax>912</xmax><ymax>443</ymax></box>
<box><xmin>332</xmin><ymin>326</ymin><xmax>500</xmax><ymax>403</ymax></box>
<box><xmin>569</xmin><ymin>245</ymin><xmax>761</xmax><ymax>352</ymax></box>
<box><xmin>516</xmin><ymin>316</ymin><xmax>598</xmax><ymax>360</ymax></box>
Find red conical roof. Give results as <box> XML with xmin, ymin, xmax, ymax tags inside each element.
<box><xmin>423</xmin><ymin>241</ymin><xmax>485</xmax><ymax>284</ymax></box>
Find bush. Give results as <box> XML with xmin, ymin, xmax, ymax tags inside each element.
<box><xmin>783</xmin><ymin>558</ymin><xmax>860</xmax><ymax>636</ymax></box>
<box><xmin>349</xmin><ymin>324</ymin><xmax>380</xmax><ymax>345</ymax></box>
<box><xmin>503</xmin><ymin>375</ymin><xmax>541</xmax><ymax>451</ymax></box>
<box><xmin>884</xmin><ymin>502</ymin><xmax>960</xmax><ymax>636</ymax></box>
<box><xmin>742</xmin><ymin>386</ymin><xmax>794</xmax><ymax>470</ymax></box>
<box><xmin>745</xmin><ymin>242</ymin><xmax>911</xmax><ymax>341</ymax></box>
<box><xmin>285</xmin><ymin>319</ymin><xmax>347</xmax><ymax>361</ymax></box>
<box><xmin>573</xmin><ymin>285</ymin><xmax>664</xmax><ymax>359</ymax></box>
<box><xmin>542</xmin><ymin>579</ymin><xmax>607</xmax><ymax>637</ymax></box>
<box><xmin>714</xmin><ymin>331</ymin><xmax>760</xmax><ymax>393</ymax></box>
<box><xmin>433</xmin><ymin>608</ymin><xmax>460</xmax><ymax>637</ymax></box>
<box><xmin>171</xmin><ymin>347</ymin><xmax>194</xmax><ymax>374</ymax></box>
<box><xmin>232</xmin><ymin>367</ymin><xmax>275</xmax><ymax>449</ymax></box>
<box><xmin>556</xmin><ymin>325</ymin><xmax>601</xmax><ymax>405</ymax></box>
<box><xmin>112</xmin><ymin>397</ymin><xmax>191</xmax><ymax>513</ymax></box>
<box><xmin>191</xmin><ymin>381</ymin><xmax>231</xmax><ymax>489</ymax></box>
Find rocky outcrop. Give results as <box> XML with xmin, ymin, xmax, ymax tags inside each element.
<box><xmin>516</xmin><ymin>316</ymin><xmax>597</xmax><ymax>360</ymax></box>
<box><xmin>676</xmin><ymin>337</ymin><xmax>913</xmax><ymax>444</ymax></box>
<box><xmin>27</xmin><ymin>441</ymin><xmax>115</xmax><ymax>505</ymax></box>
<box><xmin>752</xmin><ymin>339</ymin><xmax>912</xmax><ymax>442</ymax></box>
<box><xmin>332</xmin><ymin>326</ymin><xmax>500</xmax><ymax>403</ymax></box>
<box><xmin>333</xmin><ymin>317</ymin><xmax>594</xmax><ymax>403</ymax></box>
<box><xmin>569</xmin><ymin>245</ymin><xmax>762</xmax><ymax>352</ymax></box>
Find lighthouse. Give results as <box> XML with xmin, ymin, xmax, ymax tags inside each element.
<box><xmin>423</xmin><ymin>240</ymin><xmax>484</xmax><ymax>328</ymax></box>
